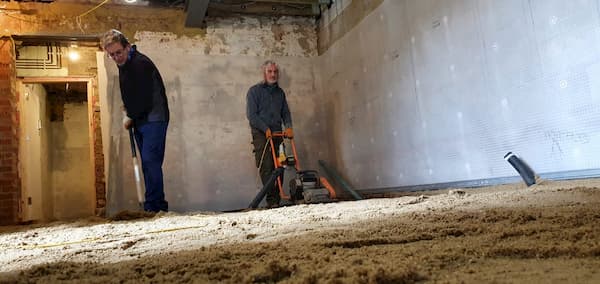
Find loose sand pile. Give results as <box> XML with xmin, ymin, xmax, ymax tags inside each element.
<box><xmin>0</xmin><ymin>179</ymin><xmax>599</xmax><ymax>283</ymax></box>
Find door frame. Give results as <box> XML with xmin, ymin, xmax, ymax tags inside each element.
<box><xmin>19</xmin><ymin>76</ymin><xmax>96</xmax><ymax>221</ymax></box>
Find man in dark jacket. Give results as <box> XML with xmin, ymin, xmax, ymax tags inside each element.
<box><xmin>102</xmin><ymin>29</ymin><xmax>169</xmax><ymax>212</ymax></box>
<box><xmin>246</xmin><ymin>60</ymin><xmax>293</xmax><ymax>208</ymax></box>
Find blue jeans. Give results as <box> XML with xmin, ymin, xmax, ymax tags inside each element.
<box><xmin>134</xmin><ymin>121</ymin><xmax>169</xmax><ymax>212</ymax></box>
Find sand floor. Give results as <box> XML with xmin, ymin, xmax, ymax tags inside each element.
<box><xmin>0</xmin><ymin>179</ymin><xmax>599</xmax><ymax>283</ymax></box>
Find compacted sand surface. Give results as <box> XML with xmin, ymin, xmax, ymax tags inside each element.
<box><xmin>0</xmin><ymin>179</ymin><xmax>599</xmax><ymax>283</ymax></box>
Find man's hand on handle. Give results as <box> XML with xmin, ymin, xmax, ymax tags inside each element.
<box><xmin>122</xmin><ymin>106</ymin><xmax>133</xmax><ymax>130</ymax></box>
<box><xmin>285</xmin><ymin>128</ymin><xmax>293</xmax><ymax>138</ymax></box>
<box><xmin>123</xmin><ymin>118</ymin><xmax>133</xmax><ymax>130</ymax></box>
<box><xmin>264</xmin><ymin>128</ymin><xmax>293</xmax><ymax>138</ymax></box>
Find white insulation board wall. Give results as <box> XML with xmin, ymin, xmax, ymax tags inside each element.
<box><xmin>320</xmin><ymin>0</ymin><xmax>600</xmax><ymax>189</ymax></box>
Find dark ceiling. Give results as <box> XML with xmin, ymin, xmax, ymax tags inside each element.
<box><xmin>182</xmin><ymin>0</ymin><xmax>333</xmax><ymax>27</ymax></box>
<box><xmin>155</xmin><ymin>0</ymin><xmax>329</xmax><ymax>13</ymax></box>
<box><xmin>3</xmin><ymin>0</ymin><xmax>332</xmax><ymax>28</ymax></box>
<box><xmin>1</xmin><ymin>0</ymin><xmax>332</xmax><ymax>17</ymax></box>
<box><xmin>5</xmin><ymin>0</ymin><xmax>332</xmax><ymax>33</ymax></box>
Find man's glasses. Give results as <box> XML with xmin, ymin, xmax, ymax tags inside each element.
<box><xmin>107</xmin><ymin>47</ymin><xmax>127</xmax><ymax>59</ymax></box>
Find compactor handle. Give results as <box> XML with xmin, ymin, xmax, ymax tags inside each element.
<box><xmin>271</xmin><ymin>131</ymin><xmax>293</xmax><ymax>139</ymax></box>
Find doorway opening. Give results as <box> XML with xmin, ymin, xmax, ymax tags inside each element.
<box><xmin>18</xmin><ymin>78</ymin><xmax>102</xmax><ymax>221</ymax></box>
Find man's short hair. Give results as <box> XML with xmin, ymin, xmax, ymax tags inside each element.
<box><xmin>262</xmin><ymin>60</ymin><xmax>278</xmax><ymax>70</ymax></box>
<box><xmin>101</xmin><ymin>29</ymin><xmax>130</xmax><ymax>50</ymax></box>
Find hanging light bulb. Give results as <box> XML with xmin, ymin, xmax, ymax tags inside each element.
<box><xmin>68</xmin><ymin>44</ymin><xmax>80</xmax><ymax>62</ymax></box>
<box><xmin>68</xmin><ymin>50</ymin><xmax>80</xmax><ymax>61</ymax></box>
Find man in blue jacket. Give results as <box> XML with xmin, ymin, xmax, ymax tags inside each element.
<box><xmin>246</xmin><ymin>60</ymin><xmax>294</xmax><ymax>208</ymax></box>
<box><xmin>102</xmin><ymin>29</ymin><xmax>169</xmax><ymax>212</ymax></box>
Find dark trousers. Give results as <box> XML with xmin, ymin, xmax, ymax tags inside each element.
<box><xmin>134</xmin><ymin>121</ymin><xmax>169</xmax><ymax>212</ymax></box>
<box><xmin>251</xmin><ymin>130</ymin><xmax>282</xmax><ymax>205</ymax></box>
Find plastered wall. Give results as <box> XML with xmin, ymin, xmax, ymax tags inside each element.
<box><xmin>98</xmin><ymin>17</ymin><xmax>326</xmax><ymax>213</ymax></box>
<box><xmin>1</xmin><ymin>2</ymin><xmax>327</xmax><ymax>213</ymax></box>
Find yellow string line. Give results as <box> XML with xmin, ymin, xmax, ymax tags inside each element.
<box><xmin>78</xmin><ymin>0</ymin><xmax>111</xmax><ymax>18</ymax></box>
<box><xmin>9</xmin><ymin>221</ymin><xmax>210</xmax><ymax>250</ymax></box>
<box><xmin>18</xmin><ymin>237</ymin><xmax>102</xmax><ymax>249</ymax></box>
<box><xmin>190</xmin><ymin>215</ymin><xmax>216</xmax><ymax>220</ymax></box>
<box><xmin>145</xmin><ymin>224</ymin><xmax>208</xmax><ymax>234</ymax></box>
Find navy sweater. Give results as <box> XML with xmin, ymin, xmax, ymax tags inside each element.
<box><xmin>118</xmin><ymin>46</ymin><xmax>169</xmax><ymax>126</ymax></box>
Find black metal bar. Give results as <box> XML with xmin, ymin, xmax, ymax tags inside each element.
<box><xmin>358</xmin><ymin>168</ymin><xmax>600</xmax><ymax>196</ymax></box>
<box><xmin>185</xmin><ymin>0</ymin><xmax>210</xmax><ymax>28</ymax></box>
<box><xmin>249</xmin><ymin>167</ymin><xmax>285</xmax><ymax>209</ymax></box>
<box><xmin>129</xmin><ymin>128</ymin><xmax>137</xmax><ymax>158</ymax></box>
<box><xmin>318</xmin><ymin>160</ymin><xmax>363</xmax><ymax>200</ymax></box>
<box><xmin>359</xmin><ymin>177</ymin><xmax>523</xmax><ymax>195</ymax></box>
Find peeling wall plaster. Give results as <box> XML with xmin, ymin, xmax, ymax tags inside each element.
<box><xmin>133</xmin><ymin>16</ymin><xmax>316</xmax><ymax>57</ymax></box>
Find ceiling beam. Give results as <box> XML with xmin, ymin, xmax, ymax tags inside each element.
<box><xmin>208</xmin><ymin>2</ymin><xmax>316</xmax><ymax>17</ymax></box>
<box><xmin>185</xmin><ymin>0</ymin><xmax>210</xmax><ymax>28</ymax></box>
<box><xmin>250</xmin><ymin>0</ymin><xmax>328</xmax><ymax>4</ymax></box>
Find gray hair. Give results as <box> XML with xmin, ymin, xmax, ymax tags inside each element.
<box><xmin>262</xmin><ymin>60</ymin><xmax>278</xmax><ymax>70</ymax></box>
<box><xmin>101</xmin><ymin>29</ymin><xmax>130</xmax><ymax>50</ymax></box>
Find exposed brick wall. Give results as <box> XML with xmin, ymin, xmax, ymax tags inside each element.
<box><xmin>92</xmin><ymin>84</ymin><xmax>106</xmax><ymax>215</ymax></box>
<box><xmin>0</xmin><ymin>38</ymin><xmax>20</xmax><ymax>225</ymax></box>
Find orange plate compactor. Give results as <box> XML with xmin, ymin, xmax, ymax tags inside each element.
<box><xmin>249</xmin><ymin>132</ymin><xmax>336</xmax><ymax>208</ymax></box>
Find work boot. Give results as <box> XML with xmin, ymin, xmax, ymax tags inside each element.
<box><xmin>266</xmin><ymin>192</ymin><xmax>280</xmax><ymax>209</ymax></box>
<box><xmin>266</xmin><ymin>201</ymin><xmax>280</xmax><ymax>209</ymax></box>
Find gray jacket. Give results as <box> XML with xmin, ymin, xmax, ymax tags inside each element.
<box><xmin>246</xmin><ymin>82</ymin><xmax>292</xmax><ymax>133</ymax></box>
